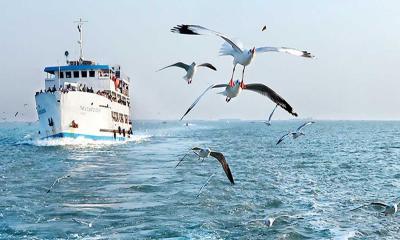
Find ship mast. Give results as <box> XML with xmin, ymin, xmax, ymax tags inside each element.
<box><xmin>74</xmin><ymin>18</ymin><xmax>88</xmax><ymax>63</ymax></box>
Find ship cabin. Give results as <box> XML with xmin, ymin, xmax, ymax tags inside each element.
<box><xmin>43</xmin><ymin>60</ymin><xmax>130</xmax><ymax>107</ymax></box>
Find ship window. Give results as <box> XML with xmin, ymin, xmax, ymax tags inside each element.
<box><xmin>59</xmin><ymin>72</ymin><xmax>64</xmax><ymax>78</ymax></box>
<box><xmin>89</xmin><ymin>71</ymin><xmax>95</xmax><ymax>77</ymax></box>
<box><xmin>81</xmin><ymin>71</ymin><xmax>87</xmax><ymax>78</ymax></box>
<box><xmin>66</xmin><ymin>71</ymin><xmax>71</xmax><ymax>78</ymax></box>
<box><xmin>73</xmin><ymin>71</ymin><xmax>79</xmax><ymax>78</ymax></box>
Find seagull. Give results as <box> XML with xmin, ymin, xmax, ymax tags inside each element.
<box><xmin>157</xmin><ymin>62</ymin><xmax>217</xmax><ymax>84</ymax></box>
<box><xmin>351</xmin><ymin>201</ymin><xmax>399</xmax><ymax>216</ymax></box>
<box><xmin>261</xmin><ymin>25</ymin><xmax>267</xmax><ymax>31</ymax></box>
<box><xmin>276</xmin><ymin>121</ymin><xmax>315</xmax><ymax>145</ymax></box>
<box><xmin>176</xmin><ymin>147</ymin><xmax>234</xmax><ymax>184</ymax></box>
<box><xmin>72</xmin><ymin>218</ymin><xmax>93</xmax><ymax>227</ymax></box>
<box><xmin>246</xmin><ymin>214</ymin><xmax>303</xmax><ymax>227</ymax></box>
<box><xmin>180</xmin><ymin>80</ymin><xmax>298</xmax><ymax>120</ymax></box>
<box><xmin>171</xmin><ymin>24</ymin><xmax>314</xmax><ymax>85</ymax></box>
<box><xmin>265</xmin><ymin>104</ymin><xmax>278</xmax><ymax>126</ymax></box>
<box><xmin>47</xmin><ymin>175</ymin><xmax>71</xmax><ymax>193</ymax></box>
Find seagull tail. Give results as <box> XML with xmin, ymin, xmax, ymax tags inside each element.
<box><xmin>217</xmin><ymin>90</ymin><xmax>226</xmax><ymax>96</ymax></box>
<box><xmin>219</xmin><ymin>42</ymin><xmax>235</xmax><ymax>56</ymax></box>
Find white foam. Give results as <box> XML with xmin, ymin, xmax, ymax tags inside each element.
<box><xmin>331</xmin><ymin>228</ymin><xmax>361</xmax><ymax>240</ymax></box>
<box><xmin>18</xmin><ymin>134</ymin><xmax>152</xmax><ymax>147</ymax></box>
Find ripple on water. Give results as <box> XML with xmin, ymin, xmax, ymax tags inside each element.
<box><xmin>1</xmin><ymin>121</ymin><xmax>400</xmax><ymax>239</ymax></box>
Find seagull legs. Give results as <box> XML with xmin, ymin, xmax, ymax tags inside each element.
<box><xmin>240</xmin><ymin>66</ymin><xmax>246</xmax><ymax>87</ymax></box>
<box><xmin>229</xmin><ymin>65</ymin><xmax>237</xmax><ymax>86</ymax></box>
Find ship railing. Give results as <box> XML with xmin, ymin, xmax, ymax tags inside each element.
<box><xmin>36</xmin><ymin>86</ymin><xmax>130</xmax><ymax>107</ymax></box>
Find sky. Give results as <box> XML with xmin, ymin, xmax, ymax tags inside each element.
<box><xmin>1</xmin><ymin>0</ymin><xmax>399</xmax><ymax>121</ymax></box>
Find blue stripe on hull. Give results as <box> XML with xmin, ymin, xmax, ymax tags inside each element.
<box><xmin>45</xmin><ymin>132</ymin><xmax>126</xmax><ymax>141</ymax></box>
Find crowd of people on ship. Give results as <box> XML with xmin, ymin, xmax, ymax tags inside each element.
<box><xmin>35</xmin><ymin>84</ymin><xmax>129</xmax><ymax>107</ymax></box>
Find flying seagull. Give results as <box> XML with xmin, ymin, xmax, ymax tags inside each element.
<box><xmin>261</xmin><ymin>25</ymin><xmax>267</xmax><ymax>31</ymax></box>
<box><xmin>72</xmin><ymin>218</ymin><xmax>94</xmax><ymax>228</ymax></box>
<box><xmin>171</xmin><ymin>24</ymin><xmax>314</xmax><ymax>86</ymax></box>
<box><xmin>246</xmin><ymin>214</ymin><xmax>304</xmax><ymax>227</ymax></box>
<box><xmin>351</xmin><ymin>201</ymin><xmax>399</xmax><ymax>216</ymax></box>
<box><xmin>47</xmin><ymin>175</ymin><xmax>71</xmax><ymax>193</ymax></box>
<box><xmin>265</xmin><ymin>104</ymin><xmax>278</xmax><ymax>126</ymax></box>
<box><xmin>157</xmin><ymin>61</ymin><xmax>217</xmax><ymax>84</ymax></box>
<box><xmin>176</xmin><ymin>147</ymin><xmax>234</xmax><ymax>184</ymax></box>
<box><xmin>276</xmin><ymin>121</ymin><xmax>315</xmax><ymax>145</ymax></box>
<box><xmin>180</xmin><ymin>80</ymin><xmax>298</xmax><ymax>120</ymax></box>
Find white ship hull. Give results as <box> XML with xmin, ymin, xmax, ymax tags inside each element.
<box><xmin>35</xmin><ymin>91</ymin><xmax>131</xmax><ymax>141</ymax></box>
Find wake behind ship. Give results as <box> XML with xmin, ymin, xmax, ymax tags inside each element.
<box><xmin>35</xmin><ymin>19</ymin><xmax>132</xmax><ymax>141</ymax></box>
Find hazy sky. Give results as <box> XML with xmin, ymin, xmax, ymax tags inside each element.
<box><xmin>1</xmin><ymin>0</ymin><xmax>400</xmax><ymax>121</ymax></box>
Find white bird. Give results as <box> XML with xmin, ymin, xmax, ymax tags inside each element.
<box><xmin>180</xmin><ymin>80</ymin><xmax>298</xmax><ymax>121</ymax></box>
<box><xmin>157</xmin><ymin>61</ymin><xmax>217</xmax><ymax>84</ymax></box>
<box><xmin>171</xmin><ymin>24</ymin><xmax>314</xmax><ymax>86</ymax></box>
<box><xmin>351</xmin><ymin>201</ymin><xmax>399</xmax><ymax>216</ymax></box>
<box><xmin>265</xmin><ymin>104</ymin><xmax>278</xmax><ymax>126</ymax></box>
<box><xmin>72</xmin><ymin>218</ymin><xmax>93</xmax><ymax>228</ymax></box>
<box><xmin>176</xmin><ymin>147</ymin><xmax>234</xmax><ymax>184</ymax></box>
<box><xmin>276</xmin><ymin>121</ymin><xmax>315</xmax><ymax>145</ymax></box>
<box><xmin>247</xmin><ymin>214</ymin><xmax>303</xmax><ymax>227</ymax></box>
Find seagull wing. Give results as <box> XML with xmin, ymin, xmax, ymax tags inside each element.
<box><xmin>255</xmin><ymin>47</ymin><xmax>314</xmax><ymax>58</ymax></box>
<box><xmin>210</xmin><ymin>151</ymin><xmax>234</xmax><ymax>184</ymax></box>
<box><xmin>157</xmin><ymin>62</ymin><xmax>190</xmax><ymax>72</ymax></box>
<box><xmin>261</xmin><ymin>25</ymin><xmax>267</xmax><ymax>31</ymax></box>
<box><xmin>196</xmin><ymin>173</ymin><xmax>215</xmax><ymax>198</ymax></box>
<box><xmin>171</xmin><ymin>24</ymin><xmax>243</xmax><ymax>53</ymax></box>
<box><xmin>350</xmin><ymin>202</ymin><xmax>388</xmax><ymax>211</ymax></box>
<box><xmin>296</xmin><ymin>121</ymin><xmax>315</xmax><ymax>132</ymax></box>
<box><xmin>244</xmin><ymin>84</ymin><xmax>298</xmax><ymax>117</ymax></box>
<box><xmin>191</xmin><ymin>147</ymin><xmax>202</xmax><ymax>151</ymax></box>
<box><xmin>175</xmin><ymin>153</ymin><xmax>189</xmax><ymax>168</ymax></box>
<box><xmin>267</xmin><ymin>104</ymin><xmax>278</xmax><ymax>124</ymax></box>
<box><xmin>371</xmin><ymin>202</ymin><xmax>388</xmax><ymax>208</ymax></box>
<box><xmin>198</xmin><ymin>63</ymin><xmax>217</xmax><ymax>71</ymax></box>
<box><xmin>180</xmin><ymin>84</ymin><xmax>228</xmax><ymax>121</ymax></box>
<box><xmin>276</xmin><ymin>132</ymin><xmax>291</xmax><ymax>145</ymax></box>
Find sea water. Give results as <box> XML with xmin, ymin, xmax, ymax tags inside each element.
<box><xmin>0</xmin><ymin>120</ymin><xmax>399</xmax><ymax>239</ymax></box>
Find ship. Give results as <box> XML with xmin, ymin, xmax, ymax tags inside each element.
<box><xmin>35</xmin><ymin>19</ymin><xmax>132</xmax><ymax>141</ymax></box>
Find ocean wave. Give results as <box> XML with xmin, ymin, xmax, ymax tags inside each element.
<box><xmin>17</xmin><ymin>134</ymin><xmax>152</xmax><ymax>146</ymax></box>
<box><xmin>331</xmin><ymin>228</ymin><xmax>362</xmax><ymax>240</ymax></box>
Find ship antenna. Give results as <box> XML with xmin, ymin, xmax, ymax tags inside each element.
<box><xmin>74</xmin><ymin>18</ymin><xmax>88</xmax><ymax>64</ymax></box>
